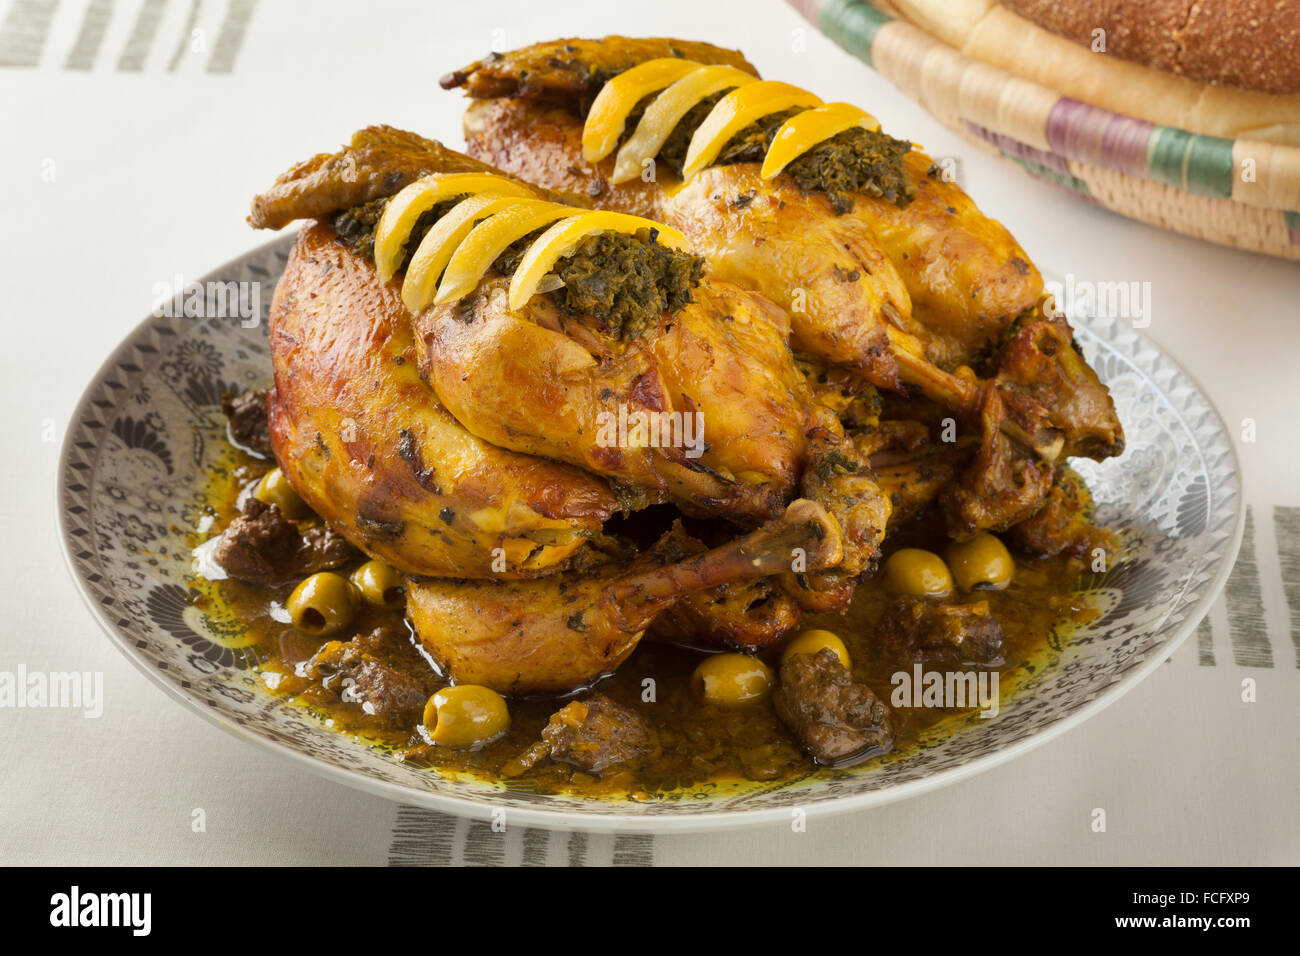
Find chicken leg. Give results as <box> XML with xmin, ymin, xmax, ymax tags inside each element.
<box><xmin>406</xmin><ymin>498</ymin><xmax>842</xmax><ymax>694</ymax></box>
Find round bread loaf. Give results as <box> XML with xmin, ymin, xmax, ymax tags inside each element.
<box><xmin>997</xmin><ymin>0</ymin><xmax>1300</xmax><ymax>94</ymax></box>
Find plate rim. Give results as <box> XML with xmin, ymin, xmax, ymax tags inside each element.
<box><xmin>56</xmin><ymin>235</ymin><xmax>1246</xmax><ymax>834</ymax></box>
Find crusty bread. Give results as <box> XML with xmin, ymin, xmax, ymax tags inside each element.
<box><xmin>878</xmin><ymin>0</ymin><xmax>1300</xmax><ymax>143</ymax></box>
<box><xmin>997</xmin><ymin>0</ymin><xmax>1300</xmax><ymax>94</ymax></box>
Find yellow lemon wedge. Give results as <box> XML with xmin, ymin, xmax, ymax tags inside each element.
<box><xmin>760</xmin><ymin>102</ymin><xmax>881</xmax><ymax>180</ymax></box>
<box><xmin>374</xmin><ymin>173</ymin><xmax>537</xmax><ymax>282</ymax></box>
<box><xmin>507</xmin><ymin>211</ymin><xmax>689</xmax><ymax>312</ymax></box>
<box><xmin>401</xmin><ymin>194</ymin><xmax>524</xmax><ymax>313</ymax></box>
<box><xmin>434</xmin><ymin>200</ymin><xmax>576</xmax><ymax>305</ymax></box>
<box><xmin>611</xmin><ymin>64</ymin><xmax>757</xmax><ymax>185</ymax></box>
<box><xmin>582</xmin><ymin>58</ymin><xmax>703</xmax><ymax>164</ymax></box>
<box><xmin>680</xmin><ymin>81</ymin><xmax>824</xmax><ymax>181</ymax></box>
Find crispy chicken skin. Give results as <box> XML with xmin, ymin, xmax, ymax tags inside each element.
<box><xmin>861</xmin><ymin>149</ymin><xmax>1042</xmax><ymax>367</ymax></box>
<box><xmin>451</xmin><ymin>42</ymin><xmax>1121</xmax><ymax>539</ymax></box>
<box><xmin>463</xmin><ymin>97</ymin><xmax>908</xmax><ymax>388</ymax></box>
<box><xmin>463</xmin><ymin>97</ymin><xmax>660</xmax><ymax>214</ymax></box>
<box><xmin>414</xmin><ymin>276</ymin><xmax>812</xmax><ymax>523</ymax></box>
<box><xmin>407</xmin><ymin>571</ymin><xmax>647</xmax><ymax>695</ymax></box>
<box><xmin>667</xmin><ymin>166</ymin><xmax>909</xmax><ymax>388</ymax></box>
<box><xmin>249</xmin><ymin>126</ymin><xmax>514</xmax><ymax>231</ymax></box>
<box><xmin>268</xmin><ymin>222</ymin><xmax>618</xmax><ymax>578</ymax></box>
<box><xmin>439</xmin><ymin>36</ymin><xmax>757</xmax><ymax>101</ymax></box>
<box><xmin>407</xmin><ymin>499</ymin><xmax>844</xmax><ymax>695</ymax></box>
<box><xmin>460</xmin><ymin>93</ymin><xmax>1041</xmax><ymax>373</ymax></box>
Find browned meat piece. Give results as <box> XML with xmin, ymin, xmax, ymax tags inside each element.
<box><xmin>268</xmin><ymin>222</ymin><xmax>618</xmax><ymax>580</ymax></box>
<box><xmin>853</xmin><ymin>416</ymin><xmax>966</xmax><ymax>531</ymax></box>
<box><xmin>874</xmin><ymin>457</ymin><xmax>959</xmax><ymax>530</ymax></box>
<box><xmin>994</xmin><ymin>314</ymin><xmax>1124</xmax><ymax>461</ymax></box>
<box><xmin>301</xmin><ymin>627</ymin><xmax>438</xmax><ymax>731</ymax></box>
<box><xmin>221</xmin><ymin>388</ymin><xmax>272</xmax><ymax>457</ymax></box>
<box><xmin>653</xmin><ymin>576</ymin><xmax>803</xmax><ymax>652</ymax></box>
<box><xmin>212</xmin><ymin>496</ymin><xmax>358</xmax><ymax>583</ymax></box>
<box><xmin>1007</xmin><ymin>467</ymin><xmax>1116</xmax><ymax>560</ymax></box>
<box><xmin>248</xmin><ymin>125</ymin><xmax>507</xmax><ymax>230</ymax></box>
<box><xmin>880</xmin><ymin>596</ymin><xmax>1006</xmax><ymax>666</ymax></box>
<box><xmin>212</xmin><ymin>496</ymin><xmax>299</xmax><ymax>581</ymax></box>
<box><xmin>440</xmin><ymin>36</ymin><xmax>757</xmax><ymax>101</ymax></box>
<box><xmin>646</xmin><ymin>519</ymin><xmax>803</xmax><ymax>651</ymax></box>
<box><xmin>504</xmin><ymin>694</ymin><xmax>657</xmax><ymax>776</ymax></box>
<box><xmin>941</xmin><ymin>383</ymin><xmax>1056</xmax><ymax>539</ymax></box>
<box><xmin>297</xmin><ymin>523</ymin><xmax>361</xmax><ymax>576</ymax></box>
<box><xmin>773</xmin><ymin>648</ymin><xmax>894</xmax><ymax>766</ymax></box>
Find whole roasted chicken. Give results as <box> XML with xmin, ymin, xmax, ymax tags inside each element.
<box><xmin>251</xmin><ymin>126</ymin><xmax>891</xmax><ymax>694</ymax></box>
<box><xmin>240</xmin><ymin>35</ymin><xmax>1124</xmax><ymax>708</ymax></box>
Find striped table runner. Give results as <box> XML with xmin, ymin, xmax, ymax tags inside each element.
<box><xmin>3</xmin><ymin>0</ymin><xmax>1295</xmax><ymax>866</ymax></box>
<box><xmin>0</xmin><ymin>0</ymin><xmax>256</xmax><ymax>72</ymax></box>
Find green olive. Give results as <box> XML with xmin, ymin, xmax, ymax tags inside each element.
<box><xmin>692</xmin><ymin>653</ymin><xmax>773</xmax><ymax>706</ymax></box>
<box><xmin>254</xmin><ymin>467</ymin><xmax>309</xmax><ymax>519</ymax></box>
<box><xmin>947</xmin><ymin>533</ymin><xmax>1015</xmax><ymax>592</ymax></box>
<box><xmin>885</xmin><ymin>548</ymin><xmax>954</xmax><ymax>598</ymax></box>
<box><xmin>781</xmin><ymin>628</ymin><xmax>851</xmax><ymax>669</ymax></box>
<box><xmin>423</xmin><ymin>685</ymin><xmax>510</xmax><ymax>748</ymax></box>
<box><xmin>350</xmin><ymin>560</ymin><xmax>406</xmax><ymax>609</ymax></box>
<box><xmin>286</xmin><ymin>572</ymin><xmax>360</xmax><ymax>637</ymax></box>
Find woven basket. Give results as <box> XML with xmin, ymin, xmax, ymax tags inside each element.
<box><xmin>788</xmin><ymin>0</ymin><xmax>1300</xmax><ymax>261</ymax></box>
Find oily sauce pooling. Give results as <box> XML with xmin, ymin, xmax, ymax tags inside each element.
<box><xmin>194</xmin><ymin>444</ymin><xmax>1098</xmax><ymax>802</ymax></box>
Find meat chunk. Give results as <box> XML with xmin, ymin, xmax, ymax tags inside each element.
<box><xmin>1007</xmin><ymin>467</ymin><xmax>1115</xmax><ymax>561</ymax></box>
<box><xmin>994</xmin><ymin>314</ymin><xmax>1124</xmax><ymax>462</ymax></box>
<box><xmin>213</xmin><ymin>496</ymin><xmax>358</xmax><ymax>583</ymax></box>
<box><xmin>297</xmin><ymin>523</ymin><xmax>360</xmax><ymax>576</ymax></box>
<box><xmin>301</xmin><ymin>627</ymin><xmax>437</xmax><ymax>731</ymax></box>
<box><xmin>646</xmin><ymin>520</ymin><xmax>804</xmax><ymax>651</ymax></box>
<box><xmin>221</xmin><ymin>388</ymin><xmax>273</xmax><ymax>458</ymax></box>
<box><xmin>941</xmin><ymin>382</ymin><xmax>1056</xmax><ymax>538</ymax></box>
<box><xmin>880</xmin><ymin>596</ymin><xmax>1005</xmax><ymax>666</ymax></box>
<box><xmin>773</xmin><ymin>648</ymin><xmax>894</xmax><ymax>767</ymax></box>
<box><xmin>503</xmin><ymin>694</ymin><xmax>656</xmax><ymax>776</ymax></box>
<box><xmin>212</xmin><ymin>496</ymin><xmax>299</xmax><ymax>581</ymax></box>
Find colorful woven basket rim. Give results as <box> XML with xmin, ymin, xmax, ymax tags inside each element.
<box><xmin>788</xmin><ymin>0</ymin><xmax>1300</xmax><ymax>236</ymax></box>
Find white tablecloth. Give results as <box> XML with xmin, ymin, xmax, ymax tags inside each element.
<box><xmin>1</xmin><ymin>0</ymin><xmax>1296</xmax><ymax>866</ymax></box>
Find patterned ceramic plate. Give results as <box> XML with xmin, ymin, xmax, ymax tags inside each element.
<box><xmin>58</xmin><ymin>234</ymin><xmax>1243</xmax><ymax>832</ymax></box>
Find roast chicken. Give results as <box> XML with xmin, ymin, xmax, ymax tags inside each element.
<box><xmin>253</xmin><ymin>126</ymin><xmax>892</xmax><ymax>692</ymax></box>
<box><xmin>242</xmin><ymin>35</ymin><xmax>1125</xmax><ymax>699</ymax></box>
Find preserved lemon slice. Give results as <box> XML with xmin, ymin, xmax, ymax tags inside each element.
<box><xmin>761</xmin><ymin>103</ymin><xmax>881</xmax><ymax>180</ymax></box>
<box><xmin>680</xmin><ymin>81</ymin><xmax>824</xmax><ymax>181</ymax></box>
<box><xmin>582</xmin><ymin>58</ymin><xmax>703</xmax><ymax>164</ymax></box>
<box><xmin>374</xmin><ymin>173</ymin><xmax>536</xmax><ymax>282</ymax></box>
<box><xmin>402</xmin><ymin>194</ymin><xmax>523</xmax><ymax>313</ymax></box>
<box><xmin>434</xmin><ymin>200</ymin><xmax>576</xmax><ymax>305</ymax></box>
<box><xmin>507</xmin><ymin>211</ymin><xmax>689</xmax><ymax>312</ymax></box>
<box><xmin>611</xmin><ymin>65</ymin><xmax>757</xmax><ymax>185</ymax></box>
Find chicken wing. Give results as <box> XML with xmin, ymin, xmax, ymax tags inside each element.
<box><xmin>440</xmin><ymin>35</ymin><xmax>757</xmax><ymax>102</ymax></box>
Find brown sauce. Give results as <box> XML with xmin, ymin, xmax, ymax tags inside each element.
<box><xmin>189</xmin><ymin>447</ymin><xmax>1100</xmax><ymax>802</ymax></box>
